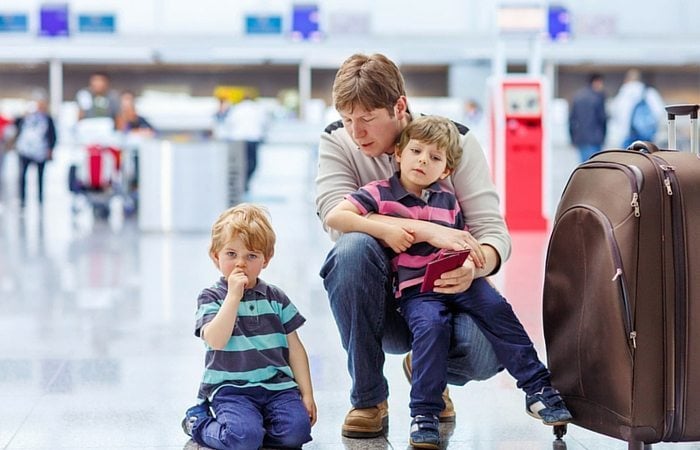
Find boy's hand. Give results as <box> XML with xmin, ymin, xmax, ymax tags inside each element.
<box><xmin>302</xmin><ymin>394</ymin><xmax>318</xmax><ymax>426</ymax></box>
<box><xmin>227</xmin><ymin>269</ymin><xmax>248</xmax><ymax>298</ymax></box>
<box><xmin>381</xmin><ymin>226</ymin><xmax>415</xmax><ymax>253</ymax></box>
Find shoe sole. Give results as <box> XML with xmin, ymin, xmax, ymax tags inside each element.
<box><xmin>526</xmin><ymin>410</ymin><xmax>572</xmax><ymax>426</ymax></box>
<box><xmin>181</xmin><ymin>417</ymin><xmax>191</xmax><ymax>437</ymax></box>
<box><xmin>341</xmin><ymin>415</ymin><xmax>389</xmax><ymax>438</ymax></box>
<box><xmin>403</xmin><ymin>355</ymin><xmax>457</xmax><ymax>423</ymax></box>
<box><xmin>409</xmin><ymin>438</ymin><xmax>440</xmax><ymax>449</ymax></box>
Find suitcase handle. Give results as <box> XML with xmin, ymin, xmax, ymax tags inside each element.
<box><xmin>665</xmin><ymin>103</ymin><xmax>699</xmax><ymax>154</ymax></box>
<box><xmin>627</xmin><ymin>140</ymin><xmax>660</xmax><ymax>154</ymax></box>
<box><xmin>665</xmin><ymin>104</ymin><xmax>699</xmax><ymax>120</ymax></box>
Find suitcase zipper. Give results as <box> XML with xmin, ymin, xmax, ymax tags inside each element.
<box><xmin>651</xmin><ymin>157</ymin><xmax>688</xmax><ymax>440</ymax></box>
<box><xmin>575</xmin><ymin>162</ymin><xmax>643</xmax><ymax>218</ymax></box>
<box><xmin>582</xmin><ymin>204</ymin><xmax>637</xmax><ymax>351</ymax></box>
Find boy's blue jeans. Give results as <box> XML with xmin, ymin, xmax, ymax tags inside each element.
<box><xmin>400</xmin><ymin>282</ymin><xmax>551</xmax><ymax>418</ymax></box>
<box><xmin>319</xmin><ymin>232</ymin><xmax>502</xmax><ymax>409</ymax></box>
<box><xmin>192</xmin><ymin>386</ymin><xmax>311</xmax><ymax>450</ymax></box>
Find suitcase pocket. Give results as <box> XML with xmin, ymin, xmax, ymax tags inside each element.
<box><xmin>544</xmin><ymin>204</ymin><xmax>637</xmax><ymax>421</ymax></box>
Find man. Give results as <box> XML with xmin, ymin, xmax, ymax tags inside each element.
<box><xmin>75</xmin><ymin>71</ymin><xmax>120</xmax><ymax>121</ymax></box>
<box><xmin>315</xmin><ymin>53</ymin><xmax>510</xmax><ymax>438</ymax></box>
<box><xmin>568</xmin><ymin>73</ymin><xmax>607</xmax><ymax>162</ymax></box>
<box><xmin>611</xmin><ymin>68</ymin><xmax>665</xmax><ymax>148</ymax></box>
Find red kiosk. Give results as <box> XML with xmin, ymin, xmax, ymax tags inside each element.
<box><xmin>490</xmin><ymin>77</ymin><xmax>548</xmax><ymax>231</ymax></box>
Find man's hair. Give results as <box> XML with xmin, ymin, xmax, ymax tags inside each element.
<box><xmin>625</xmin><ymin>68</ymin><xmax>641</xmax><ymax>83</ymax></box>
<box><xmin>209</xmin><ymin>203</ymin><xmax>276</xmax><ymax>261</ymax></box>
<box><xmin>396</xmin><ymin>116</ymin><xmax>462</xmax><ymax>170</ymax></box>
<box><xmin>332</xmin><ymin>53</ymin><xmax>406</xmax><ymax>115</ymax></box>
<box><xmin>589</xmin><ymin>73</ymin><xmax>603</xmax><ymax>85</ymax></box>
<box><xmin>91</xmin><ymin>71</ymin><xmax>111</xmax><ymax>81</ymax></box>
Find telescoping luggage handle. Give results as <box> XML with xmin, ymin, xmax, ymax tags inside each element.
<box><xmin>666</xmin><ymin>103</ymin><xmax>699</xmax><ymax>155</ymax></box>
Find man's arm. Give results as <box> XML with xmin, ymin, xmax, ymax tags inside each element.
<box><xmin>325</xmin><ymin>199</ymin><xmax>414</xmax><ymax>253</ymax></box>
<box><xmin>449</xmin><ymin>131</ymin><xmax>511</xmax><ymax>273</ymax></box>
<box><xmin>367</xmin><ymin>214</ymin><xmax>486</xmax><ymax>266</ymax></box>
<box><xmin>315</xmin><ymin>126</ymin><xmax>394</xmax><ymax>240</ymax></box>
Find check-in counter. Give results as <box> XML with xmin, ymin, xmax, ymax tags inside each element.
<box><xmin>138</xmin><ymin>139</ymin><xmax>245</xmax><ymax>232</ymax></box>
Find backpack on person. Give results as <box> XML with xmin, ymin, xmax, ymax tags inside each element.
<box><xmin>629</xmin><ymin>87</ymin><xmax>658</xmax><ymax>142</ymax></box>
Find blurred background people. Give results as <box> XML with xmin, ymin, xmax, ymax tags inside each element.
<box><xmin>226</xmin><ymin>94</ymin><xmax>269</xmax><ymax>192</ymax></box>
<box><xmin>568</xmin><ymin>73</ymin><xmax>607</xmax><ymax>162</ymax></box>
<box><xmin>114</xmin><ymin>90</ymin><xmax>155</xmax><ymax>215</ymax></box>
<box><xmin>75</xmin><ymin>71</ymin><xmax>120</xmax><ymax>121</ymax></box>
<box><xmin>462</xmin><ymin>98</ymin><xmax>486</xmax><ymax>146</ymax></box>
<box><xmin>115</xmin><ymin>90</ymin><xmax>155</xmax><ymax>137</ymax></box>
<box><xmin>0</xmin><ymin>113</ymin><xmax>14</xmax><ymax>205</ymax></box>
<box><xmin>212</xmin><ymin>95</ymin><xmax>232</xmax><ymax>140</ymax></box>
<box><xmin>611</xmin><ymin>68</ymin><xmax>665</xmax><ymax>148</ymax></box>
<box><xmin>14</xmin><ymin>89</ymin><xmax>56</xmax><ymax>208</ymax></box>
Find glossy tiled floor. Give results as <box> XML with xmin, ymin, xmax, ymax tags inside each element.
<box><xmin>1</xmin><ymin>142</ymin><xmax>699</xmax><ymax>450</ymax></box>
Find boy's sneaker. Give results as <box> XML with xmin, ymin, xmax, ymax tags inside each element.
<box><xmin>526</xmin><ymin>386</ymin><xmax>573</xmax><ymax>425</ymax></box>
<box><xmin>409</xmin><ymin>414</ymin><xmax>440</xmax><ymax>449</ymax></box>
<box><xmin>181</xmin><ymin>402</ymin><xmax>211</xmax><ymax>437</ymax></box>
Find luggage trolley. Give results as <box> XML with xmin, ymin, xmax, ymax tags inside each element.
<box><xmin>68</xmin><ymin>118</ymin><xmax>135</xmax><ymax>219</ymax></box>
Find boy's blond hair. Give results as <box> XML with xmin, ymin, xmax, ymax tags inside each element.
<box><xmin>332</xmin><ymin>53</ymin><xmax>406</xmax><ymax>115</ymax></box>
<box><xmin>396</xmin><ymin>116</ymin><xmax>462</xmax><ymax>169</ymax></box>
<box><xmin>209</xmin><ymin>203</ymin><xmax>276</xmax><ymax>262</ymax></box>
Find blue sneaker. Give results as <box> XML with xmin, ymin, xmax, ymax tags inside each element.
<box><xmin>409</xmin><ymin>414</ymin><xmax>440</xmax><ymax>449</ymax></box>
<box><xmin>526</xmin><ymin>386</ymin><xmax>573</xmax><ymax>425</ymax></box>
<box><xmin>181</xmin><ymin>402</ymin><xmax>211</xmax><ymax>437</ymax></box>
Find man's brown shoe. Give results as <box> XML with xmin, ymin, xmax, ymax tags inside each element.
<box><xmin>341</xmin><ymin>400</ymin><xmax>389</xmax><ymax>438</ymax></box>
<box><xmin>402</xmin><ymin>353</ymin><xmax>457</xmax><ymax>423</ymax></box>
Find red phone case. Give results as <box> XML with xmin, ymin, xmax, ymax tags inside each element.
<box><xmin>420</xmin><ymin>249</ymin><xmax>471</xmax><ymax>293</ymax></box>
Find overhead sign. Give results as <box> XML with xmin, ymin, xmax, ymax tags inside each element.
<box><xmin>291</xmin><ymin>4</ymin><xmax>321</xmax><ymax>41</ymax></box>
<box><xmin>548</xmin><ymin>5</ymin><xmax>570</xmax><ymax>41</ymax></box>
<box><xmin>245</xmin><ymin>15</ymin><xmax>283</xmax><ymax>35</ymax></box>
<box><xmin>78</xmin><ymin>14</ymin><xmax>116</xmax><ymax>33</ymax></box>
<box><xmin>0</xmin><ymin>14</ymin><xmax>28</xmax><ymax>33</ymax></box>
<box><xmin>39</xmin><ymin>3</ymin><xmax>69</xmax><ymax>37</ymax></box>
<box><xmin>496</xmin><ymin>4</ymin><xmax>545</xmax><ymax>35</ymax></box>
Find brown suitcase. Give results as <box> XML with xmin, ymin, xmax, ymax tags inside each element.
<box><xmin>542</xmin><ymin>104</ymin><xmax>700</xmax><ymax>448</ymax></box>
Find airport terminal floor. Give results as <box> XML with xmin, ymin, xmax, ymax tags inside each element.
<box><xmin>1</xmin><ymin>141</ymin><xmax>700</xmax><ymax>450</ymax></box>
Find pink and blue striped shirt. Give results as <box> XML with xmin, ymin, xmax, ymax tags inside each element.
<box><xmin>346</xmin><ymin>173</ymin><xmax>465</xmax><ymax>297</ymax></box>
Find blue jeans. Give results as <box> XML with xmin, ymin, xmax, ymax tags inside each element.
<box><xmin>400</xmin><ymin>282</ymin><xmax>551</xmax><ymax>417</ymax></box>
<box><xmin>319</xmin><ymin>232</ymin><xmax>502</xmax><ymax>409</ymax></box>
<box><xmin>192</xmin><ymin>387</ymin><xmax>311</xmax><ymax>450</ymax></box>
<box><xmin>576</xmin><ymin>144</ymin><xmax>602</xmax><ymax>162</ymax></box>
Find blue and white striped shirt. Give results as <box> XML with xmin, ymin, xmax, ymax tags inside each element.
<box><xmin>194</xmin><ymin>277</ymin><xmax>306</xmax><ymax>401</ymax></box>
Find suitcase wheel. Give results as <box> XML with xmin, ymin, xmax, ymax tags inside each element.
<box><xmin>553</xmin><ymin>424</ymin><xmax>567</xmax><ymax>440</ymax></box>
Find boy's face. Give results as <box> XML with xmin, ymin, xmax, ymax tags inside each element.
<box><xmin>396</xmin><ymin>138</ymin><xmax>451</xmax><ymax>194</ymax></box>
<box><xmin>338</xmin><ymin>97</ymin><xmax>408</xmax><ymax>158</ymax></box>
<box><xmin>211</xmin><ymin>235</ymin><xmax>269</xmax><ymax>289</ymax></box>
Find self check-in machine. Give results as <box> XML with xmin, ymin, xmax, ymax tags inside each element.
<box><xmin>489</xmin><ymin>76</ymin><xmax>548</xmax><ymax>231</ymax></box>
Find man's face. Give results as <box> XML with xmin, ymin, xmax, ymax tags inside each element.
<box><xmin>338</xmin><ymin>99</ymin><xmax>407</xmax><ymax>158</ymax></box>
<box><xmin>90</xmin><ymin>75</ymin><xmax>109</xmax><ymax>95</ymax></box>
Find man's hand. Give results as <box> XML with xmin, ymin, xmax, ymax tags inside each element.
<box><xmin>432</xmin><ymin>258</ymin><xmax>476</xmax><ymax>294</ymax></box>
<box><xmin>426</xmin><ymin>227</ymin><xmax>485</xmax><ymax>268</ymax></box>
<box><xmin>380</xmin><ymin>225</ymin><xmax>415</xmax><ymax>253</ymax></box>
